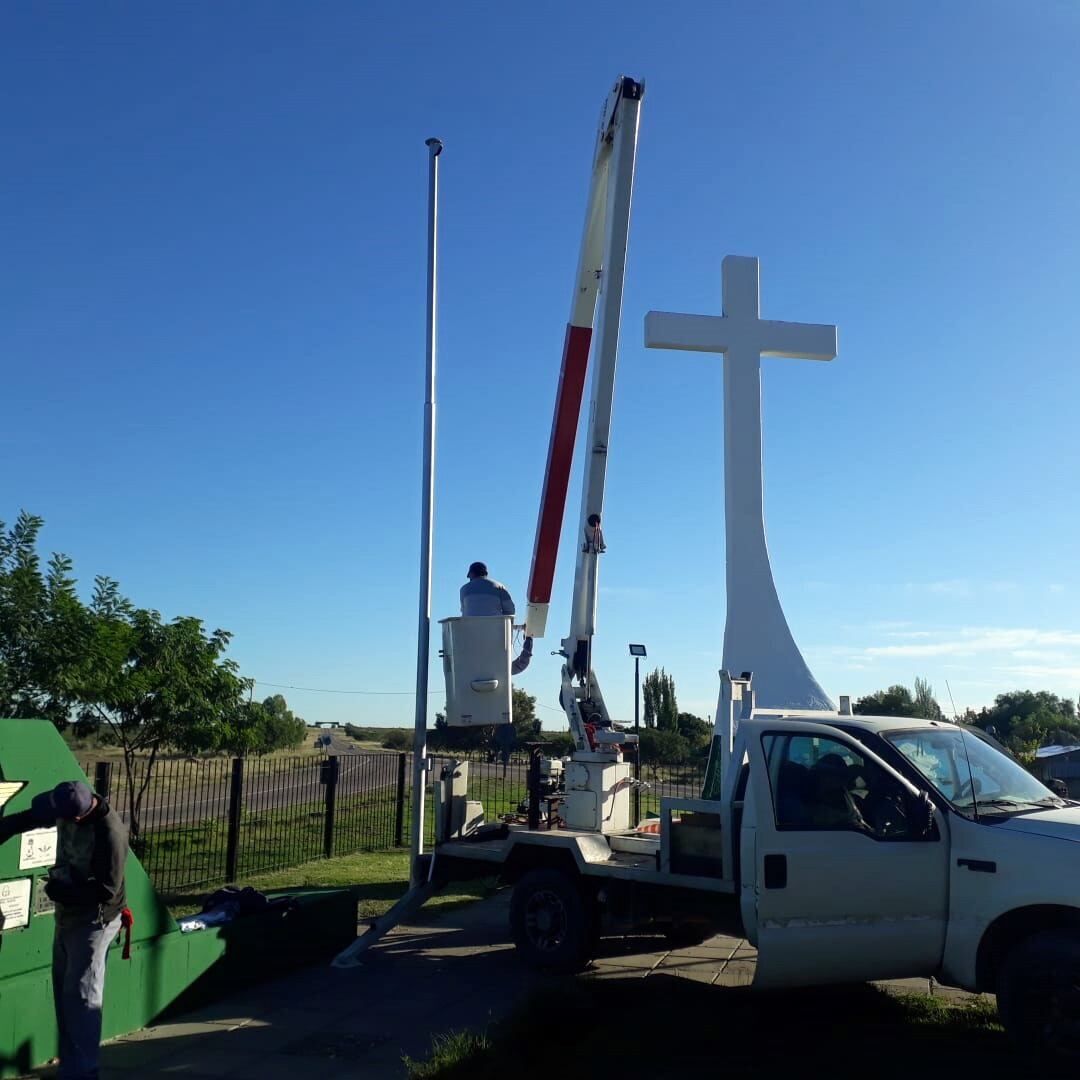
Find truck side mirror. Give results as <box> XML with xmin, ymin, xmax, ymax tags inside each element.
<box><xmin>906</xmin><ymin>790</ymin><xmax>936</xmax><ymax>838</ymax></box>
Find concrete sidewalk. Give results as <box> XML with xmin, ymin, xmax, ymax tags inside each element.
<box><xmin>23</xmin><ymin>895</ymin><xmax>981</xmax><ymax>1079</ymax></box>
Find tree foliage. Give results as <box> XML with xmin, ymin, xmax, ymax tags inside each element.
<box><xmin>0</xmin><ymin>513</ymin><xmax>294</xmax><ymax>838</ymax></box>
<box><xmin>429</xmin><ymin>689</ymin><xmax>542</xmax><ymax>756</ymax></box>
<box><xmin>0</xmin><ymin>512</ymin><xmax>87</xmax><ymax>727</ymax></box>
<box><xmin>971</xmin><ymin>690</ymin><xmax>1080</xmax><ymax>762</ymax></box>
<box><xmin>912</xmin><ymin>677</ymin><xmax>944</xmax><ymax>721</ymax></box>
<box><xmin>855</xmin><ymin>679</ymin><xmax>943</xmax><ymax>721</ymax></box>
<box><xmin>638</xmin><ymin>728</ymin><xmax>690</xmax><ymax>775</ymax></box>
<box><xmin>255</xmin><ymin>694</ymin><xmax>307</xmax><ymax>753</ymax></box>
<box><xmin>381</xmin><ymin>728</ymin><xmax>412</xmax><ymax>751</ymax></box>
<box><xmin>676</xmin><ymin>711</ymin><xmax>712</xmax><ymax>752</ymax></box>
<box><xmin>642</xmin><ymin>668</ymin><xmax>679</xmax><ymax>731</ymax></box>
<box><xmin>854</xmin><ymin>684</ymin><xmax>920</xmax><ymax>717</ymax></box>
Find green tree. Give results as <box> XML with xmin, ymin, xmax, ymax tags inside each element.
<box><xmin>854</xmin><ymin>684</ymin><xmax>919</xmax><ymax>718</ymax></box>
<box><xmin>429</xmin><ymin>712</ymin><xmax>487</xmax><ymax>753</ymax></box>
<box><xmin>256</xmin><ymin>694</ymin><xmax>306</xmax><ymax>752</ymax></box>
<box><xmin>642</xmin><ymin>668</ymin><xmax>679</xmax><ymax>732</ymax></box>
<box><xmin>0</xmin><ymin>512</ymin><xmax>89</xmax><ymax>727</ymax></box>
<box><xmin>638</xmin><ymin>728</ymin><xmax>690</xmax><ymax>777</ymax></box>
<box><xmin>382</xmin><ymin>729</ymin><xmax>412</xmax><ymax>751</ymax></box>
<box><xmin>0</xmin><ymin>513</ymin><xmax>289</xmax><ymax>836</ymax></box>
<box><xmin>972</xmin><ymin>690</ymin><xmax>1080</xmax><ymax>762</ymax></box>
<box><xmin>73</xmin><ymin>582</ymin><xmax>258</xmax><ymax>840</ymax></box>
<box><xmin>677</xmin><ymin>711</ymin><xmax>711</xmax><ymax>752</ymax></box>
<box><xmin>512</xmin><ymin>687</ymin><xmax>541</xmax><ymax>743</ymax></box>
<box><xmin>912</xmin><ymin>677</ymin><xmax>944</xmax><ymax>722</ymax></box>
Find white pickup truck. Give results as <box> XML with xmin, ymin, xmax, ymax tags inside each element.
<box><xmin>433</xmin><ymin>701</ymin><xmax>1080</xmax><ymax>1060</ymax></box>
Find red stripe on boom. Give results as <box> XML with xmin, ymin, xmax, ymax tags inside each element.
<box><xmin>527</xmin><ymin>323</ymin><xmax>593</xmax><ymax>608</ymax></box>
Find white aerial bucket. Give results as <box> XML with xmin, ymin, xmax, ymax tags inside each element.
<box><xmin>439</xmin><ymin>616</ymin><xmax>513</xmax><ymax>727</ymax></box>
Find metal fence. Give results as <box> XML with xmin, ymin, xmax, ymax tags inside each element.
<box><xmin>81</xmin><ymin>746</ymin><xmax>710</xmax><ymax>897</ymax></box>
<box><xmin>86</xmin><ymin>751</ymin><xmax>406</xmax><ymax>896</ymax></box>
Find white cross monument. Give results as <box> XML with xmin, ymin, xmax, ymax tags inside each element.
<box><xmin>644</xmin><ymin>255</ymin><xmax>837</xmax><ymax>711</ymax></box>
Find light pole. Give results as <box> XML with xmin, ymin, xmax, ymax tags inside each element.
<box><xmin>629</xmin><ymin>643</ymin><xmax>646</xmax><ymax>824</ymax></box>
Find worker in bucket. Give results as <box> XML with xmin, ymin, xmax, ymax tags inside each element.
<box><xmin>459</xmin><ymin>561</ymin><xmax>516</xmax><ymax>617</ymax></box>
<box><xmin>0</xmin><ymin>779</ymin><xmax>129</xmax><ymax>1080</ymax></box>
<box><xmin>460</xmin><ymin>562</ymin><xmax>533</xmax><ymax>672</ymax></box>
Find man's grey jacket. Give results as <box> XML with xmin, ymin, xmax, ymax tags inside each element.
<box><xmin>0</xmin><ymin>799</ymin><xmax>128</xmax><ymax>927</ymax></box>
<box><xmin>460</xmin><ymin>577</ymin><xmax>516</xmax><ymax>617</ymax></box>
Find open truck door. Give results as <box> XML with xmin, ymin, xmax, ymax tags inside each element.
<box><xmin>744</xmin><ymin>720</ymin><xmax>950</xmax><ymax>988</ymax></box>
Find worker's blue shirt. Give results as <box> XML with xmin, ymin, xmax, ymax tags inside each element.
<box><xmin>460</xmin><ymin>577</ymin><xmax>516</xmax><ymax>617</ymax></box>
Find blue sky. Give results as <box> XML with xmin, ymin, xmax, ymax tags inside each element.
<box><xmin>3</xmin><ymin>1</ymin><xmax>1078</xmax><ymax>729</ymax></box>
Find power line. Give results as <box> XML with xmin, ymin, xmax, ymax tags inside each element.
<box><xmin>254</xmin><ymin>678</ymin><xmax>565</xmax><ymax>713</ymax></box>
<box><xmin>254</xmin><ymin>680</ymin><xmax>437</xmax><ymax>696</ymax></box>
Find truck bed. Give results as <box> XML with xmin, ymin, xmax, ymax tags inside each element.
<box><xmin>436</xmin><ymin>823</ymin><xmax>735</xmax><ymax>894</ymax></box>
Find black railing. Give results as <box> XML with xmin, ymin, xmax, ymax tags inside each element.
<box><xmin>82</xmin><ymin>750</ymin><xmax>406</xmax><ymax>895</ymax></box>
<box><xmin>79</xmin><ymin>745</ymin><xmax>711</xmax><ymax>896</ymax></box>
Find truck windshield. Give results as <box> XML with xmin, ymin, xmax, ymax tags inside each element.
<box><xmin>883</xmin><ymin>727</ymin><xmax>1064</xmax><ymax>819</ymax></box>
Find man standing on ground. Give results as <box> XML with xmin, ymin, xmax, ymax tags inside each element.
<box><xmin>459</xmin><ymin>561</ymin><xmax>516</xmax><ymax>617</ymax></box>
<box><xmin>0</xmin><ymin>780</ymin><xmax>128</xmax><ymax>1080</ymax></box>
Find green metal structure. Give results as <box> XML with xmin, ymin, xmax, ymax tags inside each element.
<box><xmin>0</xmin><ymin>719</ymin><xmax>356</xmax><ymax>1078</ymax></box>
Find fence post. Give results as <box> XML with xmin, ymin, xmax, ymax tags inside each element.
<box><xmin>225</xmin><ymin>757</ymin><xmax>244</xmax><ymax>883</ymax></box>
<box><xmin>93</xmin><ymin>762</ymin><xmax>111</xmax><ymax>803</ymax></box>
<box><xmin>323</xmin><ymin>756</ymin><xmax>340</xmax><ymax>859</ymax></box>
<box><xmin>394</xmin><ymin>752</ymin><xmax>407</xmax><ymax>847</ymax></box>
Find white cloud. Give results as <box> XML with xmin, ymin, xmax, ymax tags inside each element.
<box><xmin>864</xmin><ymin>627</ymin><xmax>1080</xmax><ymax>659</ymax></box>
<box><xmin>897</xmin><ymin>580</ymin><xmax>1019</xmax><ymax>597</ymax></box>
<box><xmin>995</xmin><ymin>663</ymin><xmax>1080</xmax><ymax>683</ymax></box>
<box><xmin>901</xmin><ymin>580</ymin><xmax>972</xmax><ymax>596</ymax></box>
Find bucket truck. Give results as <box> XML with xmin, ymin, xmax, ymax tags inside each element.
<box><xmin>350</xmin><ymin>76</ymin><xmax>1080</xmax><ymax>1062</ymax></box>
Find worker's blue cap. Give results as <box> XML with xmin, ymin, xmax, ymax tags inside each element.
<box><xmin>31</xmin><ymin>781</ymin><xmax>94</xmax><ymax>823</ymax></box>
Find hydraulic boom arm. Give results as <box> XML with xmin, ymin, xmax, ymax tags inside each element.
<box><xmin>524</xmin><ymin>76</ymin><xmax>644</xmax><ymax>750</ymax></box>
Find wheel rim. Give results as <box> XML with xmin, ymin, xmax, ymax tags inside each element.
<box><xmin>524</xmin><ymin>889</ymin><xmax>568</xmax><ymax>953</ymax></box>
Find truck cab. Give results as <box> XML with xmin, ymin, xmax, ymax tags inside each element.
<box><xmin>736</xmin><ymin>714</ymin><xmax>1080</xmax><ymax>992</ymax></box>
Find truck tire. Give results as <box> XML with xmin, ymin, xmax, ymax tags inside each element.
<box><xmin>510</xmin><ymin>867</ymin><xmax>597</xmax><ymax>974</ymax></box>
<box><xmin>997</xmin><ymin>929</ymin><xmax>1080</xmax><ymax>1061</ymax></box>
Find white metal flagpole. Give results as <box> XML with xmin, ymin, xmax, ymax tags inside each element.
<box><xmin>330</xmin><ymin>135</ymin><xmax>444</xmax><ymax>967</ymax></box>
<box><xmin>410</xmin><ymin>136</ymin><xmax>442</xmax><ymax>887</ymax></box>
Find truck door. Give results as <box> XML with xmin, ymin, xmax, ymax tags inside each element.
<box><xmin>749</xmin><ymin>725</ymin><xmax>949</xmax><ymax>988</ymax></box>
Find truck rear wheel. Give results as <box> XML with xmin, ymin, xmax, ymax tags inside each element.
<box><xmin>510</xmin><ymin>867</ymin><xmax>596</xmax><ymax>974</ymax></box>
<box><xmin>997</xmin><ymin>929</ymin><xmax>1080</xmax><ymax>1061</ymax></box>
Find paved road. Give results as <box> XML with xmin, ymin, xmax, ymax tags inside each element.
<box><xmin>105</xmin><ymin>745</ymin><xmax>403</xmax><ymax>831</ymax></box>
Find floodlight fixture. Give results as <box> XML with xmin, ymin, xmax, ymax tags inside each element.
<box><xmin>629</xmin><ymin>643</ymin><xmax>647</xmax><ymax>657</ymax></box>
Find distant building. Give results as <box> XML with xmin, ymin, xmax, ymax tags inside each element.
<box><xmin>1034</xmin><ymin>745</ymin><xmax>1080</xmax><ymax>796</ymax></box>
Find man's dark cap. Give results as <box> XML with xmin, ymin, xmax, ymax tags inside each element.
<box><xmin>468</xmin><ymin>562</ymin><xmax>488</xmax><ymax>578</ymax></box>
<box><xmin>34</xmin><ymin>780</ymin><xmax>94</xmax><ymax>822</ymax></box>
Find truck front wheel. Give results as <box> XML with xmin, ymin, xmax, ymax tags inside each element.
<box><xmin>510</xmin><ymin>867</ymin><xmax>597</xmax><ymax>974</ymax></box>
<box><xmin>997</xmin><ymin>929</ymin><xmax>1080</xmax><ymax>1061</ymax></box>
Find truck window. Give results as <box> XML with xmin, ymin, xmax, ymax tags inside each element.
<box><xmin>763</xmin><ymin>733</ymin><xmax>920</xmax><ymax>840</ymax></box>
<box><xmin>885</xmin><ymin>727</ymin><xmax>1061</xmax><ymax>818</ymax></box>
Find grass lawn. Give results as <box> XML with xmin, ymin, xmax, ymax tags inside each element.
<box><xmin>165</xmin><ymin>848</ymin><xmax>496</xmax><ymax>920</ymax></box>
<box><xmin>404</xmin><ymin>977</ymin><xmax>1016</xmax><ymax>1079</ymax></box>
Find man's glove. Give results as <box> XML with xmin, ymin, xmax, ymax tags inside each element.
<box><xmin>43</xmin><ymin>876</ymin><xmax>68</xmax><ymax>903</ymax></box>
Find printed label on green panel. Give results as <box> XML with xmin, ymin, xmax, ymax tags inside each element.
<box><xmin>0</xmin><ymin>878</ymin><xmax>31</xmax><ymax>931</ymax></box>
<box><xmin>19</xmin><ymin>828</ymin><xmax>57</xmax><ymax>869</ymax></box>
<box><xmin>33</xmin><ymin>877</ymin><xmax>55</xmax><ymax>917</ymax></box>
